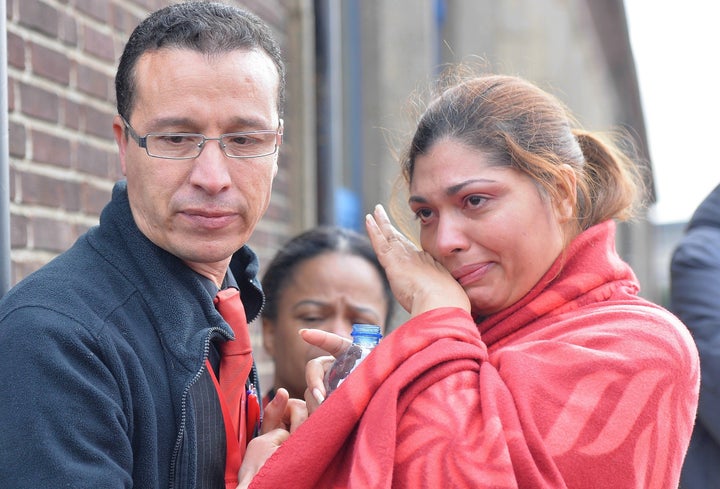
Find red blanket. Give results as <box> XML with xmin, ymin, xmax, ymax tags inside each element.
<box><xmin>250</xmin><ymin>221</ymin><xmax>699</xmax><ymax>488</ymax></box>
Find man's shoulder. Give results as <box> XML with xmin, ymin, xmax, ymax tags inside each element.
<box><xmin>0</xmin><ymin>237</ymin><xmax>136</xmax><ymax>329</ymax></box>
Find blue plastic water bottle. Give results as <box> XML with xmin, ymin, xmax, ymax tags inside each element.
<box><xmin>323</xmin><ymin>324</ymin><xmax>382</xmax><ymax>396</ymax></box>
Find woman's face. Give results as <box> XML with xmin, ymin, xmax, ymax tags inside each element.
<box><xmin>262</xmin><ymin>252</ymin><xmax>389</xmax><ymax>399</ymax></box>
<box><xmin>409</xmin><ymin>138</ymin><xmax>570</xmax><ymax>318</ymax></box>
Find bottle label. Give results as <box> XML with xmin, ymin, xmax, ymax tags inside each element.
<box><xmin>323</xmin><ymin>344</ymin><xmax>364</xmax><ymax>394</ymax></box>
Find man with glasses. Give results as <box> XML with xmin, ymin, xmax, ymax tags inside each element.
<box><xmin>0</xmin><ymin>3</ymin><xmax>306</xmax><ymax>488</ymax></box>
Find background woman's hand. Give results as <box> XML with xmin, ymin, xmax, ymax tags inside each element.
<box><xmin>300</xmin><ymin>328</ymin><xmax>352</xmax><ymax>414</ymax></box>
<box><xmin>365</xmin><ymin>204</ymin><xmax>470</xmax><ymax>316</ymax></box>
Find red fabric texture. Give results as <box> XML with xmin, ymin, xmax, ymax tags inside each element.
<box><xmin>214</xmin><ymin>287</ymin><xmax>253</xmax><ymax>488</ymax></box>
<box><xmin>250</xmin><ymin>220</ymin><xmax>699</xmax><ymax>488</ymax></box>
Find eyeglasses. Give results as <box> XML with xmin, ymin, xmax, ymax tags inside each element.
<box><xmin>121</xmin><ymin>117</ymin><xmax>282</xmax><ymax>160</ymax></box>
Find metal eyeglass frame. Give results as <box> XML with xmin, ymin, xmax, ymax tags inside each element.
<box><xmin>120</xmin><ymin>116</ymin><xmax>283</xmax><ymax>160</ymax></box>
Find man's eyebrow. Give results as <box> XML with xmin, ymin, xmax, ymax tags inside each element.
<box><xmin>144</xmin><ymin>116</ymin><xmax>273</xmax><ymax>132</ymax></box>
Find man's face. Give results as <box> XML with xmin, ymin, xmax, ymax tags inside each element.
<box><xmin>113</xmin><ymin>48</ymin><xmax>281</xmax><ymax>281</ymax></box>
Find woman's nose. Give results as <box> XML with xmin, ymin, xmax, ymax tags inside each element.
<box><xmin>434</xmin><ymin>214</ymin><xmax>471</xmax><ymax>256</ymax></box>
<box><xmin>328</xmin><ymin>317</ymin><xmax>354</xmax><ymax>339</ymax></box>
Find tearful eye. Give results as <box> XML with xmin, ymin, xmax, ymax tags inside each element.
<box><xmin>466</xmin><ymin>195</ymin><xmax>487</xmax><ymax>208</ymax></box>
<box><xmin>414</xmin><ymin>208</ymin><xmax>434</xmax><ymax>223</ymax></box>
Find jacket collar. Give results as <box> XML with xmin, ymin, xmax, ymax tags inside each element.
<box><xmin>89</xmin><ymin>180</ymin><xmax>264</xmax><ymax>373</ymax></box>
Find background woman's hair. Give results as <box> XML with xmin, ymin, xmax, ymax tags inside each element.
<box><xmin>261</xmin><ymin>226</ymin><xmax>395</xmax><ymax>327</ymax></box>
<box><xmin>392</xmin><ymin>65</ymin><xmax>647</xmax><ymax>233</ymax></box>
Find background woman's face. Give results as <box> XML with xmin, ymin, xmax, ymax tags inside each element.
<box><xmin>409</xmin><ymin>139</ymin><xmax>567</xmax><ymax>317</ymax></box>
<box><xmin>262</xmin><ymin>252</ymin><xmax>389</xmax><ymax>399</ymax></box>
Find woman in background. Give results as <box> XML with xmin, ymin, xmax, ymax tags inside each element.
<box><xmin>260</xmin><ymin>226</ymin><xmax>394</xmax><ymax>403</ymax></box>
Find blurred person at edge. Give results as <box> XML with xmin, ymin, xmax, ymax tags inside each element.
<box><xmin>0</xmin><ymin>3</ymin><xmax>306</xmax><ymax>489</ymax></box>
<box><xmin>260</xmin><ymin>226</ymin><xmax>395</xmax><ymax>404</ymax></box>
<box><xmin>249</xmin><ymin>70</ymin><xmax>700</xmax><ymax>488</ymax></box>
<box><xmin>671</xmin><ymin>183</ymin><xmax>720</xmax><ymax>489</ymax></box>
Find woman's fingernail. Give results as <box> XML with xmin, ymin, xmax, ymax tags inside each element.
<box><xmin>313</xmin><ymin>387</ymin><xmax>325</xmax><ymax>405</ymax></box>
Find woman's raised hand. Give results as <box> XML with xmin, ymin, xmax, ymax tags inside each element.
<box><xmin>365</xmin><ymin>205</ymin><xmax>470</xmax><ymax>317</ymax></box>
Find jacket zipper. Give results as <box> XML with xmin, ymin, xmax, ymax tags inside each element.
<box><xmin>168</xmin><ymin>327</ymin><xmax>227</xmax><ymax>489</ymax></box>
<box><xmin>168</xmin><ymin>277</ymin><xmax>264</xmax><ymax>488</ymax></box>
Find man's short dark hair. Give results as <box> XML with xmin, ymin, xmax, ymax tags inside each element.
<box><xmin>115</xmin><ymin>2</ymin><xmax>285</xmax><ymax>120</ymax></box>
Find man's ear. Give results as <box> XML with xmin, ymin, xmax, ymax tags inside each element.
<box><xmin>113</xmin><ymin>114</ymin><xmax>129</xmax><ymax>176</ymax></box>
<box><xmin>271</xmin><ymin>119</ymin><xmax>284</xmax><ymax>179</ymax></box>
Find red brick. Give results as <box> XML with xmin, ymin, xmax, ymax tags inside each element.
<box><xmin>10</xmin><ymin>214</ymin><xmax>28</xmax><ymax>247</ymax></box>
<box><xmin>84</xmin><ymin>105</ymin><xmax>114</xmax><ymax>140</ymax></box>
<box><xmin>13</xmin><ymin>261</ymin><xmax>49</xmax><ymax>284</ymax></box>
<box><xmin>8</xmin><ymin>167</ymin><xmax>17</xmax><ymax>202</ymax></box>
<box><xmin>82</xmin><ymin>183</ymin><xmax>111</xmax><ymax>216</ymax></box>
<box><xmin>76</xmin><ymin>63</ymin><xmax>111</xmax><ymax>100</ymax></box>
<box><xmin>19</xmin><ymin>171</ymin><xmax>65</xmax><ymax>207</ymax></box>
<box><xmin>7</xmin><ymin>31</ymin><xmax>25</xmax><ymax>69</ymax></box>
<box><xmin>59</xmin><ymin>12</ymin><xmax>78</xmax><ymax>47</ymax></box>
<box><xmin>110</xmin><ymin>4</ymin><xmax>144</xmax><ymax>33</ymax></box>
<box><xmin>18</xmin><ymin>0</ymin><xmax>59</xmax><ymax>38</ymax></box>
<box><xmin>8</xmin><ymin>121</ymin><xmax>26</xmax><ymax>158</ymax></box>
<box><xmin>75</xmin><ymin>0</ymin><xmax>109</xmax><ymax>23</ymax></box>
<box><xmin>31</xmin><ymin>129</ymin><xmax>72</xmax><ymax>167</ymax></box>
<box><xmin>61</xmin><ymin>181</ymin><xmax>82</xmax><ymax>212</ymax></box>
<box><xmin>32</xmin><ymin>216</ymin><xmax>77</xmax><ymax>252</ymax></box>
<box><xmin>82</xmin><ymin>24</ymin><xmax>115</xmax><ymax>62</ymax></box>
<box><xmin>7</xmin><ymin>80</ymin><xmax>15</xmax><ymax>112</ymax></box>
<box><xmin>19</xmin><ymin>82</ymin><xmax>59</xmax><ymax>123</ymax></box>
<box><xmin>134</xmin><ymin>0</ymin><xmax>163</xmax><ymax>11</ymax></box>
<box><xmin>31</xmin><ymin>42</ymin><xmax>71</xmax><ymax>85</ymax></box>
<box><xmin>76</xmin><ymin>142</ymin><xmax>113</xmax><ymax>178</ymax></box>
<box><xmin>62</xmin><ymin>98</ymin><xmax>82</xmax><ymax>131</ymax></box>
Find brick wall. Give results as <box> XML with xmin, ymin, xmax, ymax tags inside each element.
<box><xmin>6</xmin><ymin>0</ymin><xmax>297</xmax><ymax>391</ymax></box>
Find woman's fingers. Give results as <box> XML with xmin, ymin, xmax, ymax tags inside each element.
<box><xmin>365</xmin><ymin>204</ymin><xmax>417</xmax><ymax>262</ymax></box>
<box><xmin>365</xmin><ymin>203</ymin><xmax>471</xmax><ymax>316</ymax></box>
<box><xmin>364</xmin><ymin>206</ymin><xmax>390</xmax><ymax>260</ymax></box>
<box><xmin>304</xmin><ymin>355</ymin><xmax>335</xmax><ymax>413</ymax></box>
<box><xmin>299</xmin><ymin>329</ymin><xmax>352</xmax><ymax>414</ymax></box>
<box><xmin>299</xmin><ymin>328</ymin><xmax>352</xmax><ymax>357</ymax></box>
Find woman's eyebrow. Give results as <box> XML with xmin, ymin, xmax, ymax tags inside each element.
<box><xmin>409</xmin><ymin>178</ymin><xmax>496</xmax><ymax>204</ymax></box>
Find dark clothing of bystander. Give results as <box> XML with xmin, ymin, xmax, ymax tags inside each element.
<box><xmin>672</xmin><ymin>184</ymin><xmax>720</xmax><ymax>489</ymax></box>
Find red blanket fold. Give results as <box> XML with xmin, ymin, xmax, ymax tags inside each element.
<box><xmin>250</xmin><ymin>221</ymin><xmax>699</xmax><ymax>488</ymax></box>
<box><xmin>252</xmin><ymin>308</ymin><xmax>493</xmax><ymax>488</ymax></box>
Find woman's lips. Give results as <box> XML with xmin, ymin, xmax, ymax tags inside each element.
<box><xmin>452</xmin><ymin>262</ymin><xmax>491</xmax><ymax>286</ymax></box>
